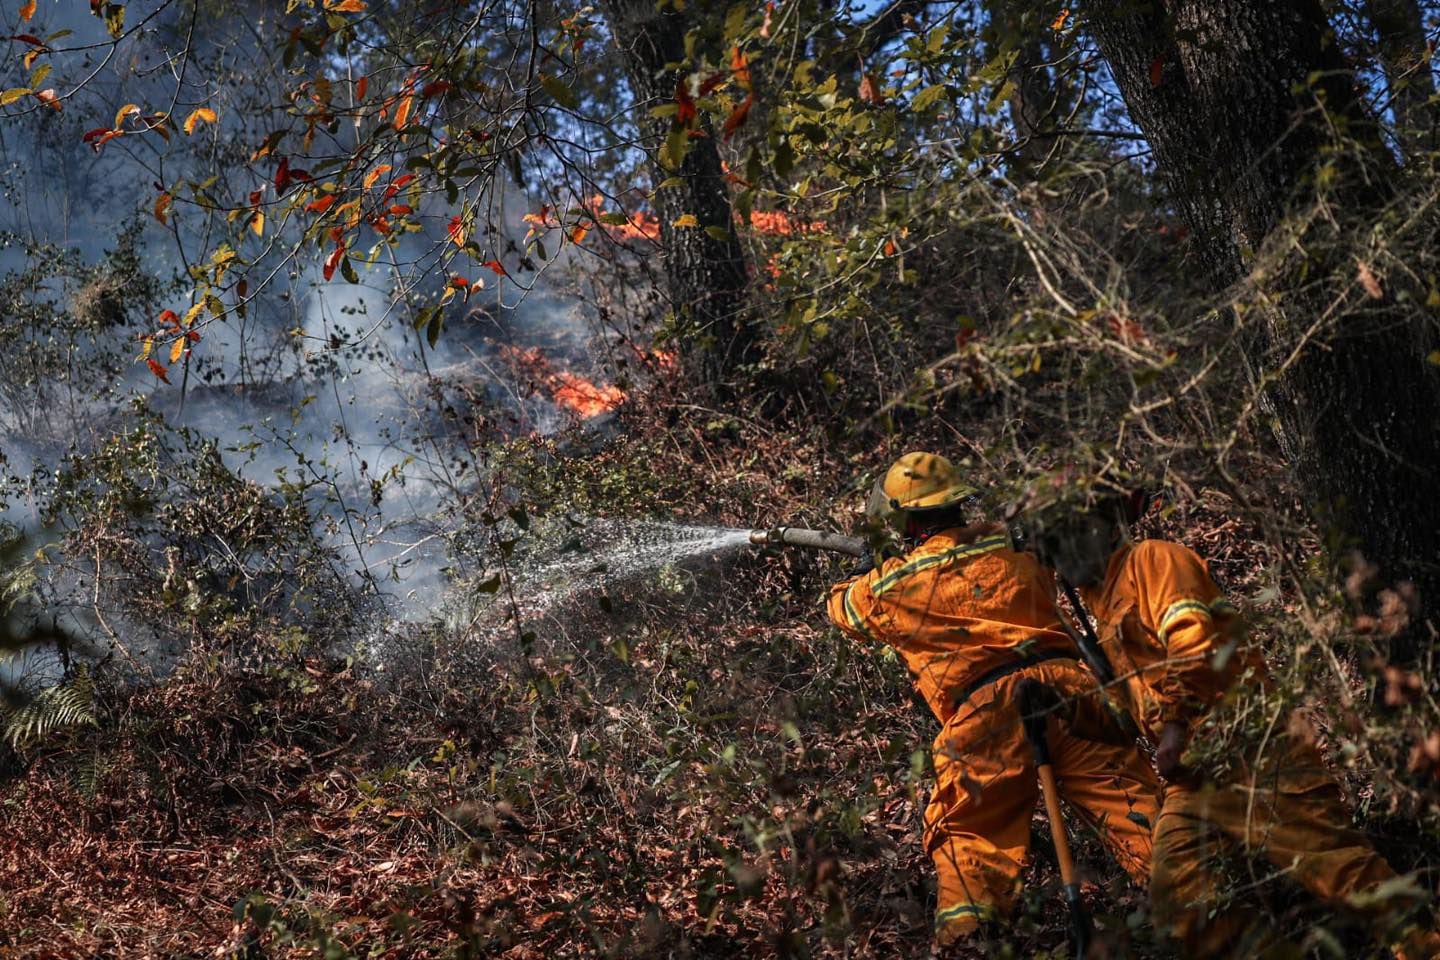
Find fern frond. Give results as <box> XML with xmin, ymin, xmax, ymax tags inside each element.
<box><xmin>3</xmin><ymin>669</ymin><xmax>97</xmax><ymax>750</ymax></box>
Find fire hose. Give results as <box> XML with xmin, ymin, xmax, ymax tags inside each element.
<box><xmin>748</xmin><ymin>526</ymin><xmax>867</xmax><ymax>557</ymax></box>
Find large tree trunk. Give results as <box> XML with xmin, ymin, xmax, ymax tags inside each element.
<box><xmin>1366</xmin><ymin>0</ymin><xmax>1437</xmax><ymax>161</ymax></box>
<box><xmin>1085</xmin><ymin>1</ymin><xmax>1440</xmax><ymax>648</ymax></box>
<box><xmin>599</xmin><ymin>0</ymin><xmax>758</xmax><ymax>393</ymax></box>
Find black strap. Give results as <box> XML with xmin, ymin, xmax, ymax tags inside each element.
<box><xmin>953</xmin><ymin>650</ymin><xmax>1077</xmax><ymax>710</ymax></box>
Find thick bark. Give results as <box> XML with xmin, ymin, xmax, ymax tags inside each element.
<box><xmin>599</xmin><ymin>0</ymin><xmax>758</xmax><ymax>391</ymax></box>
<box><xmin>1366</xmin><ymin>0</ymin><xmax>1438</xmax><ymax>159</ymax></box>
<box><xmin>1085</xmin><ymin>1</ymin><xmax>1440</xmax><ymax>642</ymax></box>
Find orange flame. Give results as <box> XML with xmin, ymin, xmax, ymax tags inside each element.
<box><xmin>498</xmin><ymin>344</ymin><xmax>626</xmax><ymax>418</ymax></box>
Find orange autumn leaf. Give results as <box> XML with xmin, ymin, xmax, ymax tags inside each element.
<box><xmin>19</xmin><ymin>0</ymin><xmax>36</xmax><ymax>22</ymax></box>
<box><xmin>364</xmin><ymin>164</ymin><xmax>392</xmax><ymax>189</ymax></box>
<box><xmin>34</xmin><ymin>87</ymin><xmax>59</xmax><ymax>111</ymax></box>
<box><xmin>326</xmin><ymin>0</ymin><xmax>366</xmax><ymax>10</ymax></box>
<box><xmin>570</xmin><ymin>224</ymin><xmax>588</xmax><ymax>244</ymax></box>
<box><xmin>447</xmin><ymin>215</ymin><xmax>465</xmax><ymax>247</ymax></box>
<box><xmin>147</xmin><ymin>358</ymin><xmax>171</xmax><ymax>383</ymax></box>
<box><xmin>1051</xmin><ymin>9</ymin><xmax>1070</xmax><ymax>31</ymax></box>
<box><xmin>154</xmin><ymin>191</ymin><xmax>172</xmax><ymax>225</ymax></box>
<box><xmin>305</xmin><ymin>194</ymin><xmax>338</xmax><ymax>214</ymax></box>
<box><xmin>356</xmin><ymin>75</ymin><xmax>368</xmax><ymax>100</ymax></box>
<box><xmin>183</xmin><ymin>106</ymin><xmax>217</xmax><ymax>134</ymax></box>
<box><xmin>859</xmin><ymin>74</ymin><xmax>883</xmax><ymax>105</ymax></box>
<box><xmin>393</xmin><ymin>94</ymin><xmax>413</xmax><ymax>130</ymax></box>
<box><xmin>169</xmin><ymin>336</ymin><xmax>185</xmax><ymax>364</ymax></box>
<box><xmin>250</xmin><ymin>210</ymin><xmax>264</xmax><ymax>237</ymax></box>
<box><xmin>730</xmin><ymin>47</ymin><xmax>751</xmax><ymax>91</ymax></box>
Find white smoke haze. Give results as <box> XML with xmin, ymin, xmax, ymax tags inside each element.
<box><xmin>0</xmin><ymin>1</ymin><xmax>664</xmax><ymax>691</ymax></box>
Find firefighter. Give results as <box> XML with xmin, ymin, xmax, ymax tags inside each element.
<box><xmin>826</xmin><ymin>452</ymin><xmax>1160</xmax><ymax>947</ymax></box>
<box><xmin>1027</xmin><ymin>488</ymin><xmax>1438</xmax><ymax>958</ymax></box>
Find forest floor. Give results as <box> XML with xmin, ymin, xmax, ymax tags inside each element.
<box><xmin>0</xmin><ymin>388</ymin><xmax>1403</xmax><ymax>959</ymax></box>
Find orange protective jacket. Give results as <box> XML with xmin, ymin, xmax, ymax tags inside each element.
<box><xmin>1080</xmin><ymin>540</ymin><xmax>1430</xmax><ymax>958</ymax></box>
<box><xmin>828</xmin><ymin>522</ymin><xmax>1076</xmax><ymax>724</ymax></box>
<box><xmin>1077</xmin><ymin>539</ymin><xmax>1262</xmax><ymax>743</ymax></box>
<box><xmin>827</xmin><ymin>523</ymin><xmax>1160</xmax><ymax>943</ymax></box>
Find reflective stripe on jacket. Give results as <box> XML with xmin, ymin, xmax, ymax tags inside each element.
<box><xmin>1079</xmin><ymin>539</ymin><xmax>1261</xmax><ymax>741</ymax></box>
<box><xmin>827</xmin><ymin>521</ymin><xmax>1076</xmax><ymax>724</ymax></box>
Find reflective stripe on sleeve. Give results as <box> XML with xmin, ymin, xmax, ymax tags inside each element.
<box><xmin>871</xmin><ymin>535</ymin><xmax>1009</xmax><ymax>597</ymax></box>
<box><xmin>841</xmin><ymin>581</ymin><xmax>880</xmax><ymax>643</ymax></box>
<box><xmin>1157</xmin><ymin>598</ymin><xmax>1213</xmax><ymax>642</ymax></box>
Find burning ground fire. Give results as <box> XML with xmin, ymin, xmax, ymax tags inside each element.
<box><xmin>497</xmin><ymin>344</ymin><xmax>630</xmax><ymax>419</ymax></box>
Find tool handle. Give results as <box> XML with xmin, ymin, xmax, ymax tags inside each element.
<box><xmin>750</xmin><ymin>527</ymin><xmax>867</xmax><ymax>557</ymax></box>
<box><xmin>1037</xmin><ymin>765</ymin><xmax>1075</xmax><ymax>884</ymax></box>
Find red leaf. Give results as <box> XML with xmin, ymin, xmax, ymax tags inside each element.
<box><xmin>356</xmin><ymin>75</ymin><xmax>368</xmax><ymax>100</ymax></box>
<box><xmin>306</xmin><ymin>194</ymin><xmax>338</xmax><ymax>214</ymax></box>
<box><xmin>723</xmin><ymin>93</ymin><xmax>753</xmax><ymax>140</ymax></box>
<box><xmin>420</xmin><ymin>80</ymin><xmax>451</xmax><ymax>99</ymax></box>
<box><xmin>1148</xmin><ymin>55</ymin><xmax>1164</xmax><ymax>88</ymax></box>
<box><xmin>146</xmin><ymin>358</ymin><xmax>171</xmax><ymax>383</ymax></box>
<box><xmin>157</xmin><ymin>309</ymin><xmax>179</xmax><ymax>329</ymax></box>
<box><xmin>482</xmin><ymin>259</ymin><xmax>507</xmax><ymax>277</ymax></box>
<box><xmin>675</xmin><ymin>76</ymin><xmax>696</xmax><ymax>126</ymax></box>
<box><xmin>10</xmin><ymin>33</ymin><xmax>43</xmax><ymax>46</ymax></box>
<box><xmin>324</xmin><ymin>242</ymin><xmax>346</xmax><ymax>281</ymax></box>
<box><xmin>697</xmin><ymin>71</ymin><xmax>728</xmax><ymax>97</ymax></box>
<box><xmin>275</xmin><ymin>156</ymin><xmax>291</xmax><ymax>192</ymax></box>
<box><xmin>448</xmin><ymin>216</ymin><xmax>466</xmax><ymax>247</ymax></box>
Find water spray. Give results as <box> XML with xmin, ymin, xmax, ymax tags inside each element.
<box><xmin>748</xmin><ymin>527</ymin><xmax>866</xmax><ymax>557</ymax></box>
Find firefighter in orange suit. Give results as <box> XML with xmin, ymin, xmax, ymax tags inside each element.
<box><xmin>826</xmin><ymin>453</ymin><xmax>1160</xmax><ymax>947</ymax></box>
<box><xmin>1030</xmin><ymin>493</ymin><xmax>1439</xmax><ymax>958</ymax></box>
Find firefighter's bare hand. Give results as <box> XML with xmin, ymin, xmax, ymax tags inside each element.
<box><xmin>1155</xmin><ymin>721</ymin><xmax>1188</xmax><ymax>780</ymax></box>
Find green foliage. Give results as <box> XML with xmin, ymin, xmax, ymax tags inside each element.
<box><xmin>3</xmin><ymin>668</ymin><xmax>97</xmax><ymax>751</ymax></box>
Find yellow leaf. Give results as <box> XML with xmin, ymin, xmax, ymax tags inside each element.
<box><xmin>183</xmin><ymin>106</ymin><xmax>217</xmax><ymax>135</ymax></box>
<box><xmin>1428</xmin><ymin>351</ymin><xmax>1440</xmax><ymax>366</ymax></box>
<box><xmin>672</xmin><ymin>214</ymin><xmax>698</xmax><ymax>228</ymax></box>
<box><xmin>250</xmin><ymin>210</ymin><xmax>264</xmax><ymax>237</ymax></box>
<box><xmin>0</xmin><ymin>88</ymin><xmax>30</xmax><ymax>107</ymax></box>
<box><xmin>114</xmin><ymin>102</ymin><xmax>141</xmax><ymax>128</ymax></box>
<box><xmin>169</xmin><ymin>337</ymin><xmax>185</xmax><ymax>364</ymax></box>
<box><xmin>182</xmin><ymin>301</ymin><xmax>205</xmax><ymax>327</ymax></box>
<box><xmin>139</xmin><ymin>336</ymin><xmax>154</xmax><ymax>361</ymax></box>
<box><xmin>363</xmin><ymin>163</ymin><xmax>392</xmax><ymax>189</ymax></box>
<box><xmin>19</xmin><ymin>0</ymin><xmax>36</xmax><ymax>22</ymax></box>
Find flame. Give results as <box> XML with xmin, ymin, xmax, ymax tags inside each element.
<box><xmin>497</xmin><ymin>344</ymin><xmax>626</xmax><ymax>418</ymax></box>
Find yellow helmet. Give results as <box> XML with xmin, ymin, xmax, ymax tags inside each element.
<box><xmin>865</xmin><ymin>452</ymin><xmax>974</xmax><ymax>525</ymax></box>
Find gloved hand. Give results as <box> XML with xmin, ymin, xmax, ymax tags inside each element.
<box><xmin>1156</xmin><ymin>721</ymin><xmax>1190</xmax><ymax>781</ymax></box>
<box><xmin>846</xmin><ymin>546</ymin><xmax>876</xmax><ymax>578</ymax></box>
<box><xmin>1016</xmin><ymin>678</ymin><xmax>1071</xmax><ymax>725</ymax></box>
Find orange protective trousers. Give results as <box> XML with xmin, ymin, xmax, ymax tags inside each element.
<box><xmin>927</xmin><ymin>659</ymin><xmax>1158</xmax><ymax>943</ymax></box>
<box><xmin>1153</xmin><ymin>736</ymin><xmax>1424</xmax><ymax>958</ymax></box>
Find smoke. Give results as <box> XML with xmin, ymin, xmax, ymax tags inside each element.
<box><xmin>0</xmin><ymin>1</ymin><xmax>627</xmax><ymax>688</ymax></box>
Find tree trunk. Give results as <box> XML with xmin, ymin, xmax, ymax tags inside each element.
<box><xmin>1085</xmin><ymin>0</ymin><xmax>1440</xmax><ymax>646</ymax></box>
<box><xmin>1365</xmin><ymin>0</ymin><xmax>1437</xmax><ymax>160</ymax></box>
<box><xmin>599</xmin><ymin>0</ymin><xmax>758</xmax><ymax>392</ymax></box>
